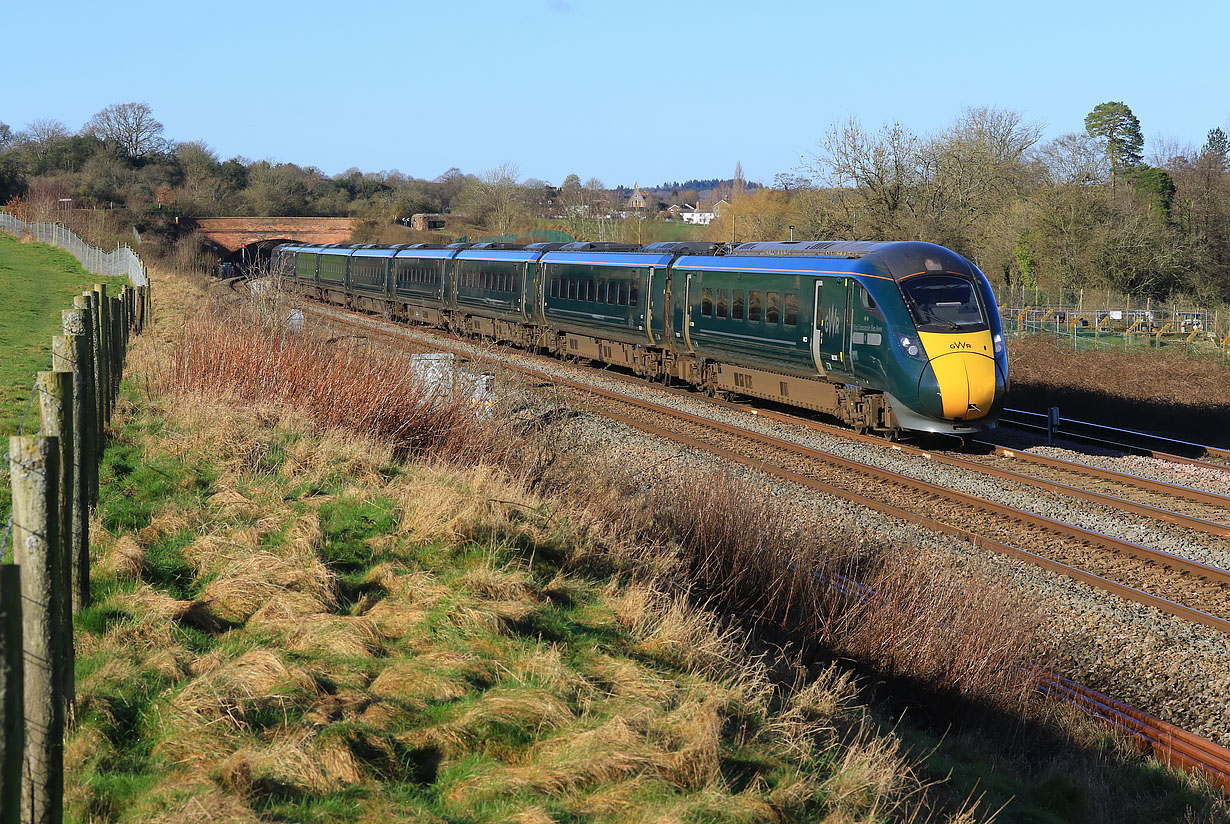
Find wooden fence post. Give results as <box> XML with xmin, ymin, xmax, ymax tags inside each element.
<box><xmin>54</xmin><ymin>319</ymin><xmax>90</xmax><ymax>614</ymax></box>
<box><xmin>75</xmin><ymin>296</ymin><xmax>99</xmax><ymax>508</ymax></box>
<box><xmin>84</xmin><ymin>293</ymin><xmax>103</xmax><ymax>465</ymax></box>
<box><xmin>36</xmin><ymin>372</ymin><xmax>75</xmax><ymax>729</ymax></box>
<box><xmin>110</xmin><ymin>296</ymin><xmax>122</xmax><ymax>400</ymax></box>
<box><xmin>95</xmin><ymin>285</ymin><xmax>110</xmax><ymax>426</ymax></box>
<box><xmin>10</xmin><ymin>436</ymin><xmax>64</xmax><ymax>824</ymax></box>
<box><xmin>0</xmin><ymin>565</ymin><xmax>24</xmax><ymax>824</ymax></box>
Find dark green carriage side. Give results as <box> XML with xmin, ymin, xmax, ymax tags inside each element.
<box><xmin>392</xmin><ymin>256</ymin><xmax>447</xmax><ymax>304</ymax></box>
<box><xmin>349</xmin><ymin>253</ymin><xmax>390</xmax><ymax>296</ymax></box>
<box><xmin>294</xmin><ymin>250</ymin><xmax>318</xmax><ymax>283</ymax></box>
<box><xmin>844</xmin><ymin>271</ymin><xmax>928</xmax><ymax>400</ymax></box>
<box><xmin>680</xmin><ymin>266</ymin><xmax>813</xmax><ymax>376</ymax></box>
<box><xmin>318</xmin><ymin>250</ymin><xmax>349</xmax><ymax>285</ymax></box>
<box><xmin>539</xmin><ymin>254</ymin><xmax>674</xmax><ymax>346</ymax></box>
<box><xmin>455</xmin><ymin>257</ymin><xmax>527</xmax><ymax>321</ymax></box>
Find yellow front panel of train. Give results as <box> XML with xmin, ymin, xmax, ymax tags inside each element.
<box><xmin>918</xmin><ymin>331</ymin><xmax>997</xmax><ymax>420</ymax></box>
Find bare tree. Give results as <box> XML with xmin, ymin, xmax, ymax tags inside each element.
<box><xmin>456</xmin><ymin>162</ymin><xmax>527</xmax><ymax>235</ymax></box>
<box><xmin>1035</xmin><ymin>132</ymin><xmax>1109</xmax><ymax>186</ymax></box>
<box><xmin>83</xmin><ymin>102</ymin><xmax>167</xmax><ymax>160</ymax></box>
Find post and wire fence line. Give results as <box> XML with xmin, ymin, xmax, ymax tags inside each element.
<box><xmin>0</xmin><ymin>218</ymin><xmax>150</xmax><ymax>822</ymax></box>
<box><xmin>993</xmin><ymin>284</ymin><xmax>1230</xmax><ymax>359</ymax></box>
<box><xmin>0</xmin><ymin>213</ymin><xmax>147</xmax><ymax>287</ymax></box>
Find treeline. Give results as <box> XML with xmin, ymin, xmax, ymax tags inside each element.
<box><xmin>708</xmin><ymin>105</ymin><xmax>1230</xmax><ymax>303</ymax></box>
<box><xmin>4</xmin><ymin>101</ymin><xmax>1228</xmax><ymax>302</ymax></box>
<box><xmin>0</xmin><ymin>103</ymin><xmax>490</xmax><ymax>240</ymax></box>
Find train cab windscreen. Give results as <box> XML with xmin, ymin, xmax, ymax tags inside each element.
<box><xmin>900</xmin><ymin>275</ymin><xmax>987</xmax><ymax>332</ymax></box>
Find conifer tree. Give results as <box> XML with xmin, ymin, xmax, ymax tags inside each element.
<box><xmin>1084</xmin><ymin>101</ymin><xmax>1144</xmax><ymax>191</ymax></box>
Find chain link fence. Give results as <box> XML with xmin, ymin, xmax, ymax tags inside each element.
<box><xmin>0</xmin><ymin>212</ymin><xmax>147</xmax><ymax>286</ymax></box>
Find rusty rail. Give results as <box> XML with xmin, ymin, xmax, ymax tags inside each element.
<box><xmin>1037</xmin><ymin>670</ymin><xmax>1230</xmax><ymax>793</ymax></box>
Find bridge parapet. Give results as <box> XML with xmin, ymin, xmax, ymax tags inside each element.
<box><xmin>189</xmin><ymin>217</ymin><xmax>358</xmax><ymax>252</ymax></box>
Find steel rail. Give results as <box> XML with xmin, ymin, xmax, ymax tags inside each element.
<box><xmin>647</xmin><ymin>396</ymin><xmax>1230</xmax><ymax>537</ymax></box>
<box><xmin>977</xmin><ymin>442</ymin><xmax>1230</xmax><ymax>509</ymax></box>
<box><xmin>1036</xmin><ymin>670</ymin><xmax>1230</xmax><ymax>794</ymax></box>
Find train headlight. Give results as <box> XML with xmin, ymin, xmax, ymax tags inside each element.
<box><xmin>899</xmin><ymin>335</ymin><xmax>925</xmax><ymax>360</ymax></box>
<box><xmin>993</xmin><ymin>333</ymin><xmax>1004</xmax><ymax>354</ymax></box>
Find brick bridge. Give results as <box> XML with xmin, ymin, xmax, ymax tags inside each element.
<box><xmin>189</xmin><ymin>217</ymin><xmax>358</xmax><ymax>254</ymax></box>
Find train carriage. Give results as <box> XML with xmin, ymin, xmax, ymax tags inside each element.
<box><xmin>451</xmin><ymin>246</ymin><xmax>543</xmax><ymax>343</ymax></box>
<box><xmin>392</xmin><ymin>246</ymin><xmax>455</xmax><ymax>325</ymax></box>
<box><xmin>538</xmin><ymin>248</ymin><xmax>676</xmax><ymax>367</ymax></box>
<box><xmin>349</xmin><ymin>246</ymin><xmax>397</xmax><ymax>313</ymax></box>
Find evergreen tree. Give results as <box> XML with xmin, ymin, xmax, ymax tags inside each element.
<box><xmin>1084</xmin><ymin>101</ymin><xmax>1144</xmax><ymax>191</ymax></box>
<box><xmin>1204</xmin><ymin>127</ymin><xmax>1229</xmax><ymax>162</ymax></box>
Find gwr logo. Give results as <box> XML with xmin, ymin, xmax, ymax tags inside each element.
<box><xmin>949</xmin><ymin>341</ymin><xmax>972</xmax><ymax>350</ymax></box>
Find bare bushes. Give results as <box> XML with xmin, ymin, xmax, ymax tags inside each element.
<box><xmin>634</xmin><ymin>469</ymin><xmax>1041</xmax><ymax>710</ymax></box>
<box><xmin>164</xmin><ymin>310</ymin><xmax>507</xmax><ymax>464</ymax></box>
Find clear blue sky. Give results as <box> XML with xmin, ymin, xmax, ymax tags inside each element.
<box><xmin>5</xmin><ymin>0</ymin><xmax>1227</xmax><ymax>189</ymax></box>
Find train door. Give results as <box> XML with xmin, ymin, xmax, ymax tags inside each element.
<box><xmin>812</xmin><ymin>277</ymin><xmax>852</xmax><ymax>374</ymax></box>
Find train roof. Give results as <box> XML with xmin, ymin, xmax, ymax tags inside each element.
<box><xmin>701</xmin><ymin>241</ymin><xmax>981</xmax><ymax>283</ymax></box>
<box><xmin>539</xmin><ymin>250</ymin><xmax>677</xmax><ymax>268</ymax></box>
<box><xmin>455</xmin><ymin>248</ymin><xmax>544</xmax><ymax>263</ymax></box>
<box><xmin>392</xmin><ymin>247</ymin><xmax>461</xmax><ymax>260</ymax></box>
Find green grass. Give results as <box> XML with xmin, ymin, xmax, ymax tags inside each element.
<box><xmin>0</xmin><ymin>231</ymin><xmax>127</xmax><ymax>531</ymax></box>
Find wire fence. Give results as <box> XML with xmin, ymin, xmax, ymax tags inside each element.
<box><xmin>0</xmin><ymin>212</ymin><xmax>147</xmax><ymax>286</ymax></box>
<box><xmin>1</xmin><ymin>215</ymin><xmax>150</xmax><ymax>557</ymax></box>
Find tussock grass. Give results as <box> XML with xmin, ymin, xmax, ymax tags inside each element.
<box><xmin>65</xmin><ymin>269</ymin><xmax>1230</xmax><ymax>824</ymax></box>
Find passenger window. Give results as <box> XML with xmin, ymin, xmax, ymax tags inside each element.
<box><xmin>701</xmin><ymin>288</ymin><xmax>713</xmax><ymax>317</ymax></box>
<box><xmin>597</xmin><ymin>279</ymin><xmax>607</xmax><ymax>303</ymax></box>
<box><xmin>748</xmin><ymin>291</ymin><xmax>762</xmax><ymax>322</ymax></box>
<box><xmin>732</xmin><ymin>290</ymin><xmax>745</xmax><ymax>320</ymax></box>
<box><xmin>629</xmin><ymin>280</ymin><xmax>639</xmax><ymax>306</ymax></box>
<box><xmin>551</xmin><ymin>278</ymin><xmax>559</xmax><ymax>298</ymax></box>
<box><xmin>619</xmin><ymin>282</ymin><xmax>628</xmax><ymax>306</ymax></box>
<box><xmin>785</xmin><ymin>292</ymin><xmax>798</xmax><ymax>326</ymax></box>
<box><xmin>568</xmin><ymin>279</ymin><xmax>578</xmax><ymax>300</ymax></box>
<box><xmin>766</xmin><ymin>292</ymin><xmax>780</xmax><ymax>325</ymax></box>
<box><xmin>587</xmin><ymin>279</ymin><xmax>595</xmax><ymax>302</ymax></box>
<box><xmin>717</xmin><ymin>289</ymin><xmax>728</xmax><ymax>319</ymax></box>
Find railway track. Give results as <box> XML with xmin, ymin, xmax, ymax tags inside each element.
<box><xmin>270</xmin><ymin>292</ymin><xmax>1230</xmax><ymax>793</ymax></box>
<box><xmin>289</xmin><ymin>297</ymin><xmax>1230</xmax><ymax>633</ymax></box>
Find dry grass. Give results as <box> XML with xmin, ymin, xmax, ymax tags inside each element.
<box><xmin>617</xmin><ymin>468</ymin><xmax>1043</xmax><ymax>712</ymax></box>
<box><xmin>162</xmin><ymin>308</ymin><xmax>509</xmax><ymax>462</ymax></box>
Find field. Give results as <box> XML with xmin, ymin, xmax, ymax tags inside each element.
<box><xmin>0</xmin><ymin>232</ymin><xmax>126</xmax><ymax>436</ymax></box>
<box><xmin>0</xmin><ymin>232</ymin><xmax>127</xmax><ymax>526</ymax></box>
<box><xmin>1006</xmin><ymin>334</ymin><xmax>1230</xmax><ymax>448</ymax></box>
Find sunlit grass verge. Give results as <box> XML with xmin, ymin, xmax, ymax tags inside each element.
<box><xmin>65</xmin><ymin>273</ymin><xmax>1228</xmax><ymax>823</ymax></box>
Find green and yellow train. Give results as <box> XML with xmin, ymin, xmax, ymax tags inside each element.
<box><xmin>273</xmin><ymin>239</ymin><xmax>1009</xmax><ymax>436</ymax></box>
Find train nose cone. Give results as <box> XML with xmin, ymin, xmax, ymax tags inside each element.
<box><xmin>917</xmin><ymin>352</ymin><xmax>999</xmax><ymax>421</ymax></box>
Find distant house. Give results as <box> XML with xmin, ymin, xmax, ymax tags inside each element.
<box><xmin>679</xmin><ymin>203</ymin><xmax>716</xmax><ymax>225</ymax></box>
